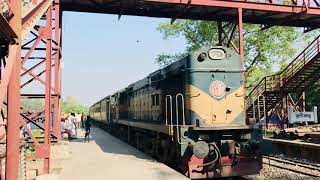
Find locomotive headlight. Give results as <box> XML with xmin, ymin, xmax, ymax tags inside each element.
<box><xmin>192</xmin><ymin>141</ymin><xmax>209</xmax><ymax>159</ymax></box>
<box><xmin>197</xmin><ymin>53</ymin><xmax>207</xmax><ymax>62</ymax></box>
<box><xmin>208</xmin><ymin>48</ymin><xmax>225</xmax><ymax>60</ymax></box>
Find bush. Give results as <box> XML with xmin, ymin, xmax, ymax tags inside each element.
<box><xmin>61</xmin><ymin>96</ymin><xmax>88</xmax><ymax>114</ymax></box>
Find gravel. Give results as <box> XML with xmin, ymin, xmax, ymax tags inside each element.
<box><xmin>249</xmin><ymin>157</ymin><xmax>320</xmax><ymax>180</ymax></box>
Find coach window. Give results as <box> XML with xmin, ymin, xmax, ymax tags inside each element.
<box><xmin>152</xmin><ymin>94</ymin><xmax>160</xmax><ymax>106</ymax></box>
<box><xmin>155</xmin><ymin>94</ymin><xmax>159</xmax><ymax>105</ymax></box>
<box><xmin>151</xmin><ymin>95</ymin><xmax>155</xmax><ymax>106</ymax></box>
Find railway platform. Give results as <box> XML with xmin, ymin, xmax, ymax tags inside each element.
<box><xmin>59</xmin><ymin>127</ymin><xmax>188</xmax><ymax>180</ymax></box>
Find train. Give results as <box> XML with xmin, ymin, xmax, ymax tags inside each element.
<box><xmin>89</xmin><ymin>46</ymin><xmax>262</xmax><ymax>179</ymax></box>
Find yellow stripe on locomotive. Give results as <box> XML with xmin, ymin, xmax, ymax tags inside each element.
<box><xmin>185</xmin><ymin>46</ymin><xmax>245</xmax><ymax>127</ymax></box>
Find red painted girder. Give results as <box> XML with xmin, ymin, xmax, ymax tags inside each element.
<box><xmin>6</xmin><ymin>0</ymin><xmax>22</xmax><ymax>176</ymax></box>
<box><xmin>6</xmin><ymin>44</ymin><xmax>21</xmax><ymax>180</ymax></box>
<box><xmin>20</xmin><ymin>113</ymin><xmax>56</xmax><ymax>138</ymax></box>
<box><xmin>21</xmin><ymin>36</ymin><xmax>42</xmax><ymax>65</ymax></box>
<box><xmin>20</xmin><ymin>118</ymin><xmax>40</xmax><ymax>147</ymax></box>
<box><xmin>22</xmin><ymin>0</ymin><xmax>47</xmax><ymax>25</ymax></box>
<box><xmin>29</xmin><ymin>108</ymin><xmax>45</xmax><ymax>119</ymax></box>
<box><xmin>53</xmin><ymin>0</ymin><xmax>61</xmax><ymax>141</ymax></box>
<box><xmin>0</xmin><ymin>45</ymin><xmax>19</xmax><ymax>114</ymax></box>
<box><xmin>43</xmin><ymin>5</ymin><xmax>53</xmax><ymax>173</ymax></box>
<box><xmin>21</xmin><ymin>59</ymin><xmax>46</xmax><ymax>77</ymax></box>
<box><xmin>0</xmin><ymin>0</ymin><xmax>18</xmax><ymax>40</ymax></box>
<box><xmin>0</xmin><ymin>0</ymin><xmax>20</xmax><ymax>40</ymax></box>
<box><xmin>0</xmin><ymin>14</ymin><xmax>18</xmax><ymax>40</ymax></box>
<box><xmin>21</xmin><ymin>67</ymin><xmax>47</xmax><ymax>87</ymax></box>
<box><xmin>2</xmin><ymin>0</ymin><xmax>16</xmax><ymax>15</ymax></box>
<box><xmin>238</xmin><ymin>8</ymin><xmax>246</xmax><ymax>119</ymax></box>
<box><xmin>21</xmin><ymin>65</ymin><xmax>55</xmax><ymax>91</ymax></box>
<box><xmin>146</xmin><ymin>0</ymin><xmax>320</xmax><ymax>15</ymax></box>
<box><xmin>20</xmin><ymin>69</ymin><xmax>46</xmax><ymax>88</ymax></box>
<box><xmin>22</xmin><ymin>0</ymin><xmax>53</xmax><ymax>39</ymax></box>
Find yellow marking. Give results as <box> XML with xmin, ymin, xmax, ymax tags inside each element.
<box><xmin>185</xmin><ymin>84</ymin><xmax>245</xmax><ymax>126</ymax></box>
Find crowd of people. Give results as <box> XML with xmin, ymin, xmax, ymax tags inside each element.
<box><xmin>61</xmin><ymin>113</ymin><xmax>91</xmax><ymax>142</ymax></box>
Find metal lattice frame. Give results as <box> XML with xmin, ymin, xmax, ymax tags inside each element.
<box><xmin>0</xmin><ymin>0</ymin><xmax>61</xmax><ymax>178</ymax></box>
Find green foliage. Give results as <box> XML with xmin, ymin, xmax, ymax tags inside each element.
<box><xmin>158</xmin><ymin>20</ymin><xmax>218</xmax><ymax>51</ymax></box>
<box><xmin>156</xmin><ymin>53</ymin><xmax>187</xmax><ymax>67</ymax></box>
<box><xmin>61</xmin><ymin>96</ymin><xmax>88</xmax><ymax>114</ymax></box>
<box><xmin>26</xmin><ymin>143</ymin><xmax>36</xmax><ymax>155</ymax></box>
<box><xmin>278</xmin><ymin>59</ymin><xmax>289</xmax><ymax>71</ymax></box>
<box><xmin>245</xmin><ymin>67</ymin><xmax>273</xmax><ymax>92</ymax></box>
<box><xmin>21</xmin><ymin>99</ymin><xmax>43</xmax><ymax>112</ymax></box>
<box><xmin>306</xmin><ymin>82</ymin><xmax>320</xmax><ymax>110</ymax></box>
<box><xmin>156</xmin><ymin>20</ymin><xmax>317</xmax><ymax>89</ymax></box>
<box><xmin>31</xmin><ymin>129</ymin><xmax>43</xmax><ymax>138</ymax></box>
<box><xmin>243</xmin><ymin>24</ymin><xmax>298</xmax><ymax>75</ymax></box>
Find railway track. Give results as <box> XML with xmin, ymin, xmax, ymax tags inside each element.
<box><xmin>263</xmin><ymin>155</ymin><xmax>320</xmax><ymax>177</ymax></box>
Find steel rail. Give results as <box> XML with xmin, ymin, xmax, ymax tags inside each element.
<box><xmin>266</xmin><ymin>156</ymin><xmax>320</xmax><ymax>171</ymax></box>
<box><xmin>263</xmin><ymin>155</ymin><xmax>320</xmax><ymax>177</ymax></box>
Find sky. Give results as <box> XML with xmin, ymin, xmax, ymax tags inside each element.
<box><xmin>61</xmin><ymin>12</ymin><xmax>186</xmax><ymax>106</ymax></box>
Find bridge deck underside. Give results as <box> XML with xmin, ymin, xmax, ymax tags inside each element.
<box><xmin>61</xmin><ymin>0</ymin><xmax>320</xmax><ymax>28</ymax></box>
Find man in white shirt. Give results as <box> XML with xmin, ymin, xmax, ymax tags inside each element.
<box><xmin>76</xmin><ymin>113</ymin><xmax>81</xmax><ymax>128</ymax></box>
<box><xmin>67</xmin><ymin>113</ymin><xmax>77</xmax><ymax>138</ymax></box>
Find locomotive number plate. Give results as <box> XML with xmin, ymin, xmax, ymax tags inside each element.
<box><xmin>210</xmin><ymin>80</ymin><xmax>226</xmax><ymax>99</ymax></box>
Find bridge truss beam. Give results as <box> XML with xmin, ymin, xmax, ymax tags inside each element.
<box><xmin>147</xmin><ymin>0</ymin><xmax>320</xmax><ymax>15</ymax></box>
<box><xmin>1</xmin><ymin>0</ymin><xmax>61</xmax><ymax>178</ymax></box>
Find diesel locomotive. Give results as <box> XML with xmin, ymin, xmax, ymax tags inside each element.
<box><xmin>89</xmin><ymin>46</ymin><xmax>262</xmax><ymax>179</ymax></box>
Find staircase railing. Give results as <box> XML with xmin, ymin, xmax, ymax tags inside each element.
<box><xmin>245</xmin><ymin>75</ymin><xmax>280</xmax><ymax>109</ymax></box>
<box><xmin>280</xmin><ymin>35</ymin><xmax>320</xmax><ymax>86</ymax></box>
<box><xmin>246</xmin><ymin>35</ymin><xmax>320</xmax><ymax>110</ymax></box>
<box><xmin>245</xmin><ymin>77</ymin><xmax>266</xmax><ymax>108</ymax></box>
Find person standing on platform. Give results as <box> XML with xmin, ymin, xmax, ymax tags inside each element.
<box><xmin>72</xmin><ymin>113</ymin><xmax>78</xmax><ymax>138</ymax></box>
<box><xmin>67</xmin><ymin>114</ymin><xmax>73</xmax><ymax>134</ymax></box>
<box><xmin>84</xmin><ymin>117</ymin><xmax>91</xmax><ymax>142</ymax></box>
<box><xmin>76</xmin><ymin>113</ymin><xmax>81</xmax><ymax>128</ymax></box>
<box><xmin>80</xmin><ymin>113</ymin><xmax>85</xmax><ymax>129</ymax></box>
<box><xmin>68</xmin><ymin>113</ymin><xmax>77</xmax><ymax>139</ymax></box>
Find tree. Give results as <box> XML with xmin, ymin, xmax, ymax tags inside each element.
<box><xmin>306</xmin><ymin>82</ymin><xmax>320</xmax><ymax>110</ymax></box>
<box><xmin>61</xmin><ymin>96</ymin><xmax>88</xmax><ymax>114</ymax></box>
<box><xmin>21</xmin><ymin>99</ymin><xmax>44</xmax><ymax>112</ymax></box>
<box><xmin>156</xmin><ymin>20</ymin><xmax>316</xmax><ymax>91</ymax></box>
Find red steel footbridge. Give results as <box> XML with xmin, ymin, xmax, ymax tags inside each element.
<box><xmin>246</xmin><ymin>35</ymin><xmax>320</xmax><ymax>127</ymax></box>
<box><xmin>1</xmin><ymin>0</ymin><xmax>320</xmax><ymax>179</ymax></box>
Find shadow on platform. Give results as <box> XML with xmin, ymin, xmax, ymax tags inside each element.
<box><xmin>84</xmin><ymin>127</ymin><xmax>156</xmax><ymax>161</ymax></box>
<box><xmin>60</xmin><ymin>127</ymin><xmax>189</xmax><ymax>180</ymax></box>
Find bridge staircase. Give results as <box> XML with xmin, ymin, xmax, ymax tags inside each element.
<box><xmin>246</xmin><ymin>35</ymin><xmax>320</xmax><ymax>124</ymax></box>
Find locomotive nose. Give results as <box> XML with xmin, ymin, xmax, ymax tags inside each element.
<box><xmin>192</xmin><ymin>141</ymin><xmax>209</xmax><ymax>159</ymax></box>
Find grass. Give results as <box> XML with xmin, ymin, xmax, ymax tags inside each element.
<box><xmin>31</xmin><ymin>129</ymin><xmax>43</xmax><ymax>138</ymax></box>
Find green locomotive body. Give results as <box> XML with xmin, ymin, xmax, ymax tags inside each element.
<box><xmin>89</xmin><ymin>46</ymin><xmax>262</xmax><ymax>179</ymax></box>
